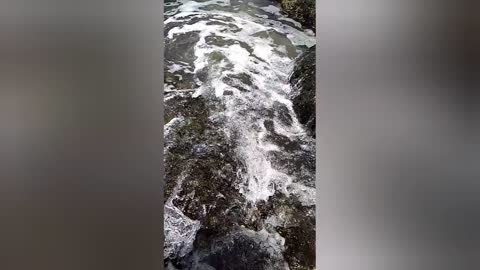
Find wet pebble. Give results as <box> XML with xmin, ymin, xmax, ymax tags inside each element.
<box><xmin>192</xmin><ymin>144</ymin><xmax>208</xmax><ymax>157</ymax></box>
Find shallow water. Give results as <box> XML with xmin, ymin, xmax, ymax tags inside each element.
<box><xmin>164</xmin><ymin>0</ymin><xmax>316</xmax><ymax>268</ymax></box>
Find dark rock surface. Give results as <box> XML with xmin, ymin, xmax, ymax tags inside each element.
<box><xmin>277</xmin><ymin>0</ymin><xmax>316</xmax><ymax>31</ymax></box>
<box><xmin>179</xmin><ymin>229</ymin><xmax>288</xmax><ymax>270</ymax></box>
<box><xmin>164</xmin><ymin>95</ymin><xmax>247</xmax><ymax>236</ymax></box>
<box><xmin>290</xmin><ymin>45</ymin><xmax>316</xmax><ymax>137</ymax></box>
<box><xmin>165</xmin><ymin>93</ymin><xmax>316</xmax><ymax>269</ymax></box>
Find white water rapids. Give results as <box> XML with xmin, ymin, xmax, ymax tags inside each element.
<box><xmin>164</xmin><ymin>0</ymin><xmax>316</xmax><ymax>266</ymax></box>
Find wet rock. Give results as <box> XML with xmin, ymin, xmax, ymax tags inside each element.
<box><xmin>268</xmin><ymin>148</ymin><xmax>315</xmax><ymax>187</ymax></box>
<box><xmin>165</xmin><ymin>31</ymin><xmax>201</xmax><ymax>64</ymax></box>
<box><xmin>273</xmin><ymin>101</ymin><xmax>293</xmax><ymax>126</ymax></box>
<box><xmin>164</xmin><ymin>93</ymin><xmax>249</xmax><ymax>246</ymax></box>
<box><xmin>195</xmin><ymin>67</ymin><xmax>209</xmax><ymax>83</ymax></box>
<box><xmin>164</xmin><ymin>203</ymin><xmax>201</xmax><ymax>260</ymax></box>
<box><xmin>257</xmin><ymin>192</ymin><xmax>316</xmax><ymax>270</ymax></box>
<box><xmin>253</xmin><ymin>30</ymin><xmax>298</xmax><ymax>58</ymax></box>
<box><xmin>263</xmin><ymin>120</ymin><xmax>302</xmax><ymax>152</ymax></box>
<box><xmin>165</xmin><ymin>70</ymin><xmax>198</xmax><ymax>90</ymax></box>
<box><xmin>205</xmin><ymin>35</ymin><xmax>254</xmax><ymax>55</ymax></box>
<box><xmin>276</xmin><ymin>0</ymin><xmax>316</xmax><ymax>31</ymax></box>
<box><xmin>176</xmin><ymin>229</ymin><xmax>288</xmax><ymax>270</ymax></box>
<box><xmin>231</xmin><ymin>72</ymin><xmax>253</xmax><ymax>86</ymax></box>
<box><xmin>263</xmin><ymin>119</ymin><xmax>275</xmax><ymax>132</ymax></box>
<box><xmin>222</xmin><ymin>77</ymin><xmax>251</xmax><ymax>92</ymax></box>
<box><xmin>192</xmin><ymin>144</ymin><xmax>208</xmax><ymax>157</ymax></box>
<box><xmin>290</xmin><ymin>45</ymin><xmax>315</xmax><ymax>137</ymax></box>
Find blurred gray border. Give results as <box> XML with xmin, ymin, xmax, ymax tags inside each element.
<box><xmin>160</xmin><ymin>1</ymin><xmax>165</xmax><ymax>267</ymax></box>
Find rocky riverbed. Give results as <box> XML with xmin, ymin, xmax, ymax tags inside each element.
<box><xmin>164</xmin><ymin>0</ymin><xmax>316</xmax><ymax>269</ymax></box>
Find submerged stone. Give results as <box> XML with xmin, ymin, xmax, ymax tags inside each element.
<box><xmin>192</xmin><ymin>144</ymin><xmax>208</xmax><ymax>157</ymax></box>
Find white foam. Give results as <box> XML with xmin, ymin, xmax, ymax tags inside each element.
<box><xmin>164</xmin><ymin>203</ymin><xmax>201</xmax><ymax>259</ymax></box>
<box><xmin>167</xmin><ymin>62</ymin><xmax>194</xmax><ymax>74</ymax></box>
<box><xmin>164</xmin><ymin>116</ymin><xmax>185</xmax><ymax>137</ymax></box>
<box><xmin>164</xmin><ymin>171</ymin><xmax>201</xmax><ymax>259</ymax></box>
<box><xmin>165</xmin><ymin>0</ymin><xmax>316</xmax><ymax>206</ymax></box>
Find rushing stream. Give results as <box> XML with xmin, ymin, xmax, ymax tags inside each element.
<box><xmin>164</xmin><ymin>0</ymin><xmax>316</xmax><ymax>269</ymax></box>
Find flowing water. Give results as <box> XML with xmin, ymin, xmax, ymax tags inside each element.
<box><xmin>164</xmin><ymin>0</ymin><xmax>316</xmax><ymax>269</ymax></box>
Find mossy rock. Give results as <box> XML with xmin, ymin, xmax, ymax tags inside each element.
<box><xmin>277</xmin><ymin>0</ymin><xmax>316</xmax><ymax>31</ymax></box>
<box><xmin>290</xmin><ymin>45</ymin><xmax>315</xmax><ymax>137</ymax></box>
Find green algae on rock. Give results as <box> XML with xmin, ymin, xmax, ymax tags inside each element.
<box><xmin>277</xmin><ymin>0</ymin><xmax>316</xmax><ymax>31</ymax></box>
